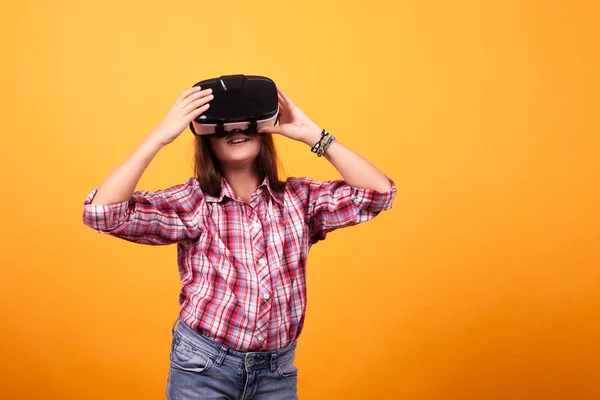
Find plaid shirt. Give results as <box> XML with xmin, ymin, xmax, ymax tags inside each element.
<box><xmin>83</xmin><ymin>175</ymin><xmax>396</xmax><ymax>351</ymax></box>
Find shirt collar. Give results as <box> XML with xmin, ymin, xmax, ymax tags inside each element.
<box><xmin>204</xmin><ymin>176</ymin><xmax>284</xmax><ymax>206</ymax></box>
<box><xmin>259</xmin><ymin>176</ymin><xmax>285</xmax><ymax>206</ymax></box>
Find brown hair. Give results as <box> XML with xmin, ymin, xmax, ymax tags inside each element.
<box><xmin>193</xmin><ymin>133</ymin><xmax>286</xmax><ymax>198</ymax></box>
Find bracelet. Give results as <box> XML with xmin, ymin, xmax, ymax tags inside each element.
<box><xmin>317</xmin><ymin>134</ymin><xmax>336</xmax><ymax>157</ymax></box>
<box><xmin>311</xmin><ymin>129</ymin><xmax>329</xmax><ymax>155</ymax></box>
<box><xmin>310</xmin><ymin>129</ymin><xmax>336</xmax><ymax>157</ymax></box>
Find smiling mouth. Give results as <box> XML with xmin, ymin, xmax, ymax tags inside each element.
<box><xmin>227</xmin><ymin>137</ymin><xmax>250</xmax><ymax>144</ymax></box>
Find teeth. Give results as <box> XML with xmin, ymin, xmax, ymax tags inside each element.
<box><xmin>228</xmin><ymin>138</ymin><xmax>248</xmax><ymax>144</ymax></box>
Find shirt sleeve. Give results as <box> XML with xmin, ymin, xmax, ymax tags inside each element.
<box><xmin>82</xmin><ymin>177</ymin><xmax>203</xmax><ymax>245</ymax></box>
<box><xmin>301</xmin><ymin>175</ymin><xmax>397</xmax><ymax>244</ymax></box>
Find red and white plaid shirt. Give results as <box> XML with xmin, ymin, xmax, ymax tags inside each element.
<box><xmin>83</xmin><ymin>175</ymin><xmax>396</xmax><ymax>351</ymax></box>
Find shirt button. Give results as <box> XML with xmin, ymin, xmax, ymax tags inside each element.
<box><xmin>263</xmin><ymin>292</ymin><xmax>271</xmax><ymax>300</ymax></box>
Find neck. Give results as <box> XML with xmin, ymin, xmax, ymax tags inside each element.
<box><xmin>221</xmin><ymin>162</ymin><xmax>261</xmax><ymax>203</ymax></box>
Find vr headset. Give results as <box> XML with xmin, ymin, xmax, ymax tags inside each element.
<box><xmin>189</xmin><ymin>74</ymin><xmax>278</xmax><ymax>137</ymax></box>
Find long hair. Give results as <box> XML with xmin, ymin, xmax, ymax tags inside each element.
<box><xmin>193</xmin><ymin>133</ymin><xmax>286</xmax><ymax>198</ymax></box>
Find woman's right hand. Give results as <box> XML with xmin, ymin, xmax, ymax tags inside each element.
<box><xmin>149</xmin><ymin>86</ymin><xmax>214</xmax><ymax>146</ymax></box>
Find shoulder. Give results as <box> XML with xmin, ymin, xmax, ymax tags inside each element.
<box><xmin>285</xmin><ymin>176</ymin><xmax>311</xmax><ymax>188</ymax></box>
<box><xmin>285</xmin><ymin>176</ymin><xmax>346</xmax><ymax>193</ymax></box>
<box><xmin>284</xmin><ymin>176</ymin><xmax>318</xmax><ymax>194</ymax></box>
<box><xmin>279</xmin><ymin>177</ymin><xmax>310</xmax><ymax>205</ymax></box>
<box><xmin>162</xmin><ymin>177</ymin><xmax>200</xmax><ymax>195</ymax></box>
<box><xmin>283</xmin><ymin>176</ymin><xmax>343</xmax><ymax>201</ymax></box>
<box><xmin>134</xmin><ymin>177</ymin><xmax>203</xmax><ymax>202</ymax></box>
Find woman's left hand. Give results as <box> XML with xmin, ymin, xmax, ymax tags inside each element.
<box><xmin>258</xmin><ymin>87</ymin><xmax>322</xmax><ymax>146</ymax></box>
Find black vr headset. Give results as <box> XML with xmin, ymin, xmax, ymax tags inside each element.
<box><xmin>189</xmin><ymin>74</ymin><xmax>278</xmax><ymax>137</ymax></box>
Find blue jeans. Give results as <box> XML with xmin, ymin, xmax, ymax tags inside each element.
<box><xmin>166</xmin><ymin>317</ymin><xmax>299</xmax><ymax>400</ymax></box>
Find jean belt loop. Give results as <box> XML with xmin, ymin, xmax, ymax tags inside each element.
<box><xmin>171</xmin><ymin>316</ymin><xmax>181</xmax><ymax>335</ymax></box>
<box><xmin>270</xmin><ymin>351</ymin><xmax>278</xmax><ymax>372</ymax></box>
<box><xmin>215</xmin><ymin>344</ymin><xmax>228</xmax><ymax>366</ymax></box>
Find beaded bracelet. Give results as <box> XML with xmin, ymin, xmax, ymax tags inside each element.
<box><xmin>317</xmin><ymin>134</ymin><xmax>336</xmax><ymax>156</ymax></box>
<box><xmin>311</xmin><ymin>129</ymin><xmax>337</xmax><ymax>156</ymax></box>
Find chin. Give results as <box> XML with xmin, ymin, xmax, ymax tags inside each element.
<box><xmin>210</xmin><ymin>136</ymin><xmax>261</xmax><ymax>166</ymax></box>
<box><xmin>221</xmin><ymin>149</ymin><xmax>260</xmax><ymax>166</ymax></box>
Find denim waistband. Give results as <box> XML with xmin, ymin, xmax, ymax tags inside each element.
<box><xmin>171</xmin><ymin>316</ymin><xmax>297</xmax><ymax>370</ymax></box>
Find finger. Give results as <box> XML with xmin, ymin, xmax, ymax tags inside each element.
<box><xmin>277</xmin><ymin>96</ymin><xmax>289</xmax><ymax>113</ymax></box>
<box><xmin>176</xmin><ymin>86</ymin><xmax>202</xmax><ymax>104</ymax></box>
<box><xmin>188</xmin><ymin>103</ymin><xmax>210</xmax><ymax>119</ymax></box>
<box><xmin>258</xmin><ymin>125</ymin><xmax>281</xmax><ymax>134</ymax></box>
<box><xmin>181</xmin><ymin>88</ymin><xmax>213</xmax><ymax>107</ymax></box>
<box><xmin>182</xmin><ymin>94</ymin><xmax>215</xmax><ymax>113</ymax></box>
<box><xmin>183</xmin><ymin>94</ymin><xmax>214</xmax><ymax>114</ymax></box>
<box><xmin>277</xmin><ymin>87</ymin><xmax>294</xmax><ymax>106</ymax></box>
<box><xmin>277</xmin><ymin>89</ymin><xmax>288</xmax><ymax>107</ymax></box>
<box><xmin>183</xmin><ymin>95</ymin><xmax>214</xmax><ymax>115</ymax></box>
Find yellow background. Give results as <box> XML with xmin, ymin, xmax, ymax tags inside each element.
<box><xmin>1</xmin><ymin>0</ymin><xmax>599</xmax><ymax>399</ymax></box>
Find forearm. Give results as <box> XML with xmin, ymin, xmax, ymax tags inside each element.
<box><xmin>90</xmin><ymin>131</ymin><xmax>165</xmax><ymax>205</ymax></box>
<box><xmin>301</xmin><ymin>127</ymin><xmax>393</xmax><ymax>192</ymax></box>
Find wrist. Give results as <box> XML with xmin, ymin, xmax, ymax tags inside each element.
<box><xmin>300</xmin><ymin>124</ymin><xmax>323</xmax><ymax>147</ymax></box>
<box><xmin>144</xmin><ymin>131</ymin><xmax>168</xmax><ymax>151</ymax></box>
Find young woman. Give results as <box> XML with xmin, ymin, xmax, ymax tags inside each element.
<box><xmin>83</xmin><ymin>84</ymin><xmax>397</xmax><ymax>399</ymax></box>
